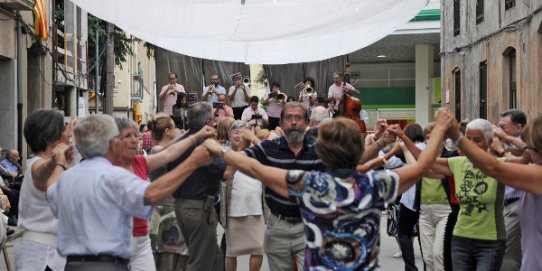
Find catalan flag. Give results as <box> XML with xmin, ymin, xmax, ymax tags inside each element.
<box><xmin>34</xmin><ymin>0</ymin><xmax>48</xmax><ymax>41</ymax></box>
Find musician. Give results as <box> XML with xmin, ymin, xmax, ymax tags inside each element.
<box><xmin>263</xmin><ymin>81</ymin><xmax>287</xmax><ymax>130</ymax></box>
<box><xmin>326</xmin><ymin>98</ymin><xmax>338</xmax><ymax>118</ymax></box>
<box><xmin>213</xmin><ymin>94</ymin><xmax>234</xmax><ymax>127</ymax></box>
<box><xmin>229</xmin><ymin>79</ymin><xmax>251</xmax><ymax>120</ymax></box>
<box><xmin>327</xmin><ymin>72</ymin><xmax>356</xmax><ymax>115</ymax></box>
<box><xmin>241</xmin><ymin>96</ymin><xmax>269</xmax><ymax>128</ymax></box>
<box><xmin>159</xmin><ymin>72</ymin><xmax>186</xmax><ymax>115</ymax></box>
<box><xmin>298</xmin><ymin>77</ymin><xmax>317</xmax><ymax>111</ymax></box>
<box><xmin>203</xmin><ymin>74</ymin><xmax>226</xmax><ymax>104</ymax></box>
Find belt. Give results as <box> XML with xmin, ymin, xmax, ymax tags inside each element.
<box><xmin>67</xmin><ymin>255</ymin><xmax>129</xmax><ymax>265</ymax></box>
<box><xmin>271</xmin><ymin>212</ymin><xmax>303</xmax><ymax>224</ymax></box>
<box><xmin>505</xmin><ymin>197</ymin><xmax>520</xmax><ymax>206</ymax></box>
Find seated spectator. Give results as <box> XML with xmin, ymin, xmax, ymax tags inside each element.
<box><xmin>0</xmin><ymin>149</ymin><xmax>22</xmax><ymax>180</ymax></box>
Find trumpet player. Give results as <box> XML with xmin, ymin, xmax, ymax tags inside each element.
<box><xmin>263</xmin><ymin>81</ymin><xmax>287</xmax><ymax>130</ymax></box>
<box><xmin>298</xmin><ymin>77</ymin><xmax>317</xmax><ymax>111</ymax></box>
<box><xmin>159</xmin><ymin>72</ymin><xmax>185</xmax><ymax>115</ymax></box>
<box><xmin>229</xmin><ymin>77</ymin><xmax>251</xmax><ymax>120</ymax></box>
<box><xmin>202</xmin><ymin>74</ymin><xmax>226</xmax><ymax>104</ymax></box>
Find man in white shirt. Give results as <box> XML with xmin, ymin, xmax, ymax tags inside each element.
<box><xmin>241</xmin><ymin>96</ymin><xmax>269</xmax><ymax>128</ymax></box>
<box><xmin>228</xmin><ymin>79</ymin><xmax>251</xmax><ymax>120</ymax></box>
<box><xmin>202</xmin><ymin>74</ymin><xmax>226</xmax><ymax>104</ymax></box>
<box><xmin>47</xmin><ymin>115</ymin><xmax>212</xmax><ymax>271</ymax></box>
<box><xmin>327</xmin><ymin>72</ymin><xmax>355</xmax><ymax>115</ymax></box>
<box><xmin>159</xmin><ymin>73</ymin><xmax>185</xmax><ymax>115</ymax></box>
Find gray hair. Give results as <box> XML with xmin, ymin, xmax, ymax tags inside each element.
<box><xmin>310</xmin><ymin>106</ymin><xmax>329</xmax><ymax>124</ymax></box>
<box><xmin>229</xmin><ymin>120</ymin><xmax>250</xmax><ymax>134</ymax></box>
<box><xmin>188</xmin><ymin>102</ymin><xmax>212</xmax><ymax>130</ymax></box>
<box><xmin>466</xmin><ymin>118</ymin><xmax>494</xmax><ymax>141</ymax></box>
<box><xmin>114</xmin><ymin>117</ymin><xmax>140</xmax><ymax>136</ymax></box>
<box><xmin>74</xmin><ymin>115</ymin><xmax>119</xmax><ymax>159</ymax></box>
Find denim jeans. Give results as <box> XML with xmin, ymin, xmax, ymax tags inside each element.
<box><xmin>451</xmin><ymin>236</ymin><xmax>506</xmax><ymax>271</ymax></box>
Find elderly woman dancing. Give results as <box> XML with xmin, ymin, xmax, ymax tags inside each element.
<box><xmin>16</xmin><ymin>109</ymin><xmax>74</xmax><ymax>271</ymax></box>
<box><xmin>201</xmin><ymin>108</ymin><xmax>454</xmax><ymax>270</ymax></box>
<box><xmin>448</xmin><ymin>116</ymin><xmax>542</xmax><ymax>270</ymax></box>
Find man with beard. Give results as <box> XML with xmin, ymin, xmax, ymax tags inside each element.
<box><xmin>243</xmin><ymin>102</ymin><xmax>324</xmax><ymax>270</ymax></box>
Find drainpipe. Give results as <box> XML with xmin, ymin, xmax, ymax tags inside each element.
<box><xmin>16</xmin><ymin>11</ymin><xmax>23</xmax><ymax>157</ymax></box>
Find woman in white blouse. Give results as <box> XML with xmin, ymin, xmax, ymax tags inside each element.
<box><xmin>222</xmin><ymin>120</ymin><xmax>265</xmax><ymax>271</ymax></box>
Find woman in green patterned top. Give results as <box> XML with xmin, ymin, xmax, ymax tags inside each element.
<box><xmin>424</xmin><ymin>119</ymin><xmax>506</xmax><ymax>271</ymax></box>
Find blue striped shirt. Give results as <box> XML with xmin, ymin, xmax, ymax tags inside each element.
<box><xmin>245</xmin><ymin>134</ymin><xmax>325</xmax><ymax>217</ymax></box>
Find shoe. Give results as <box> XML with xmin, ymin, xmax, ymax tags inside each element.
<box><xmin>6</xmin><ymin>229</ymin><xmax>14</xmax><ymax>236</ymax></box>
<box><xmin>393</xmin><ymin>251</ymin><xmax>402</xmax><ymax>258</ymax></box>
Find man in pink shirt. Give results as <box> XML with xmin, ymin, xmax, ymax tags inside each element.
<box><xmin>213</xmin><ymin>94</ymin><xmax>234</xmax><ymax>126</ymax></box>
<box><xmin>327</xmin><ymin>72</ymin><xmax>356</xmax><ymax>114</ymax></box>
<box><xmin>159</xmin><ymin>72</ymin><xmax>186</xmax><ymax>115</ymax></box>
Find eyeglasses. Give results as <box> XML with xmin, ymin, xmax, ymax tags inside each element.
<box><xmin>523</xmin><ymin>145</ymin><xmax>536</xmax><ymax>152</ymax></box>
<box><xmin>283</xmin><ymin>115</ymin><xmax>304</xmax><ymax>122</ymax></box>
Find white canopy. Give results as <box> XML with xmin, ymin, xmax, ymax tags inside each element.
<box><xmin>71</xmin><ymin>0</ymin><xmax>427</xmax><ymax>64</ymax></box>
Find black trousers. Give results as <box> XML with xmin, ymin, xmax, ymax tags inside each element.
<box><xmin>443</xmin><ymin>204</ymin><xmax>460</xmax><ymax>271</ymax></box>
<box><xmin>397</xmin><ymin>203</ymin><xmax>420</xmax><ymax>271</ymax></box>
<box><xmin>268</xmin><ymin>117</ymin><xmax>280</xmax><ymax>130</ymax></box>
<box><xmin>232</xmin><ymin>106</ymin><xmax>247</xmax><ymax>120</ymax></box>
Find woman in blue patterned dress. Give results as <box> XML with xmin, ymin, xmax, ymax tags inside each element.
<box><xmin>202</xmin><ymin>108</ymin><xmax>454</xmax><ymax>270</ymax></box>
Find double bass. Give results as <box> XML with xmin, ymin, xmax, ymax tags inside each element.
<box><xmin>340</xmin><ymin>65</ymin><xmax>366</xmax><ymax>133</ymax></box>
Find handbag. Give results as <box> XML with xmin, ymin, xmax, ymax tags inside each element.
<box><xmin>0</xmin><ymin>194</ymin><xmax>11</xmax><ymax>211</ymax></box>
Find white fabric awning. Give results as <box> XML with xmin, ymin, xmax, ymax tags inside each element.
<box><xmin>71</xmin><ymin>0</ymin><xmax>428</xmax><ymax>64</ymax></box>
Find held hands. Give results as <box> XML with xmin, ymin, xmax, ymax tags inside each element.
<box><xmin>386</xmin><ymin>124</ymin><xmax>404</xmax><ymax>139</ymax></box>
<box><xmin>202</xmin><ymin>139</ymin><xmax>223</xmax><ymax>156</ymax></box>
<box><xmin>194</xmin><ymin>126</ymin><xmax>216</xmax><ymax>141</ymax></box>
<box><xmin>374</xmin><ymin>119</ymin><xmax>388</xmax><ymax>138</ymax></box>
<box><xmin>52</xmin><ymin>143</ymin><xmax>73</xmax><ymax>166</ymax></box>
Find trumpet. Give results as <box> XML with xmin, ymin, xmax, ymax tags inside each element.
<box><xmin>243</xmin><ymin>76</ymin><xmax>250</xmax><ymax>87</ymax></box>
<box><xmin>207</xmin><ymin>84</ymin><xmax>216</xmax><ymax>94</ymax></box>
<box><xmin>305</xmin><ymin>86</ymin><xmax>314</xmax><ymax>94</ymax></box>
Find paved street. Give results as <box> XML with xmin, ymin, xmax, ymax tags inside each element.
<box><xmin>0</xmin><ymin>215</ymin><xmax>423</xmax><ymax>271</ymax></box>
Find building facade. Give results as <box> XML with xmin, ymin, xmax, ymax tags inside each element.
<box><xmin>113</xmin><ymin>38</ymin><xmax>157</xmax><ymax>124</ymax></box>
<box><xmin>441</xmin><ymin>0</ymin><xmax>542</xmax><ymax>122</ymax></box>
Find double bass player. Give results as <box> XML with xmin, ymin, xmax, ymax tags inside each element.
<box><xmin>327</xmin><ymin>72</ymin><xmax>356</xmax><ymax>115</ymax></box>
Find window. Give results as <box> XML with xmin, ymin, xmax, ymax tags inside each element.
<box><xmin>508</xmin><ymin>49</ymin><xmax>517</xmax><ymax>108</ymax></box>
<box><xmin>454</xmin><ymin>69</ymin><xmax>462</xmax><ymax>121</ymax></box>
<box><xmin>454</xmin><ymin>0</ymin><xmax>461</xmax><ymax>36</ymax></box>
<box><xmin>476</xmin><ymin>0</ymin><xmax>484</xmax><ymax>24</ymax></box>
<box><xmin>479</xmin><ymin>61</ymin><xmax>487</xmax><ymax>119</ymax></box>
<box><xmin>505</xmin><ymin>0</ymin><xmax>516</xmax><ymax>10</ymax></box>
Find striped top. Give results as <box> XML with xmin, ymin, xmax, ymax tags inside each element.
<box><xmin>245</xmin><ymin>134</ymin><xmax>326</xmax><ymax>217</ymax></box>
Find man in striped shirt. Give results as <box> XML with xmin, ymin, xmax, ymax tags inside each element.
<box><xmin>244</xmin><ymin>102</ymin><xmax>325</xmax><ymax>270</ymax></box>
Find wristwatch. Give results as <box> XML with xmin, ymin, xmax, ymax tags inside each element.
<box><xmin>220</xmin><ymin>145</ymin><xmax>231</xmax><ymax>159</ymax></box>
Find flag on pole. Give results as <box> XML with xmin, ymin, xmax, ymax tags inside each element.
<box><xmin>34</xmin><ymin>0</ymin><xmax>48</xmax><ymax>40</ymax></box>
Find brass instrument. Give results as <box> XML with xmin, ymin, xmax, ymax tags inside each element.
<box><xmin>242</xmin><ymin>76</ymin><xmax>250</xmax><ymax>87</ymax></box>
<box><xmin>207</xmin><ymin>84</ymin><xmax>216</xmax><ymax>95</ymax></box>
<box><xmin>305</xmin><ymin>86</ymin><xmax>314</xmax><ymax>94</ymax></box>
<box><xmin>168</xmin><ymin>85</ymin><xmax>177</xmax><ymax>96</ymax></box>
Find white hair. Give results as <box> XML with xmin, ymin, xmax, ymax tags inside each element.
<box><xmin>310</xmin><ymin>106</ymin><xmax>329</xmax><ymax>124</ymax></box>
<box><xmin>466</xmin><ymin>118</ymin><xmax>494</xmax><ymax>141</ymax></box>
<box><xmin>74</xmin><ymin>114</ymin><xmax>119</xmax><ymax>159</ymax></box>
